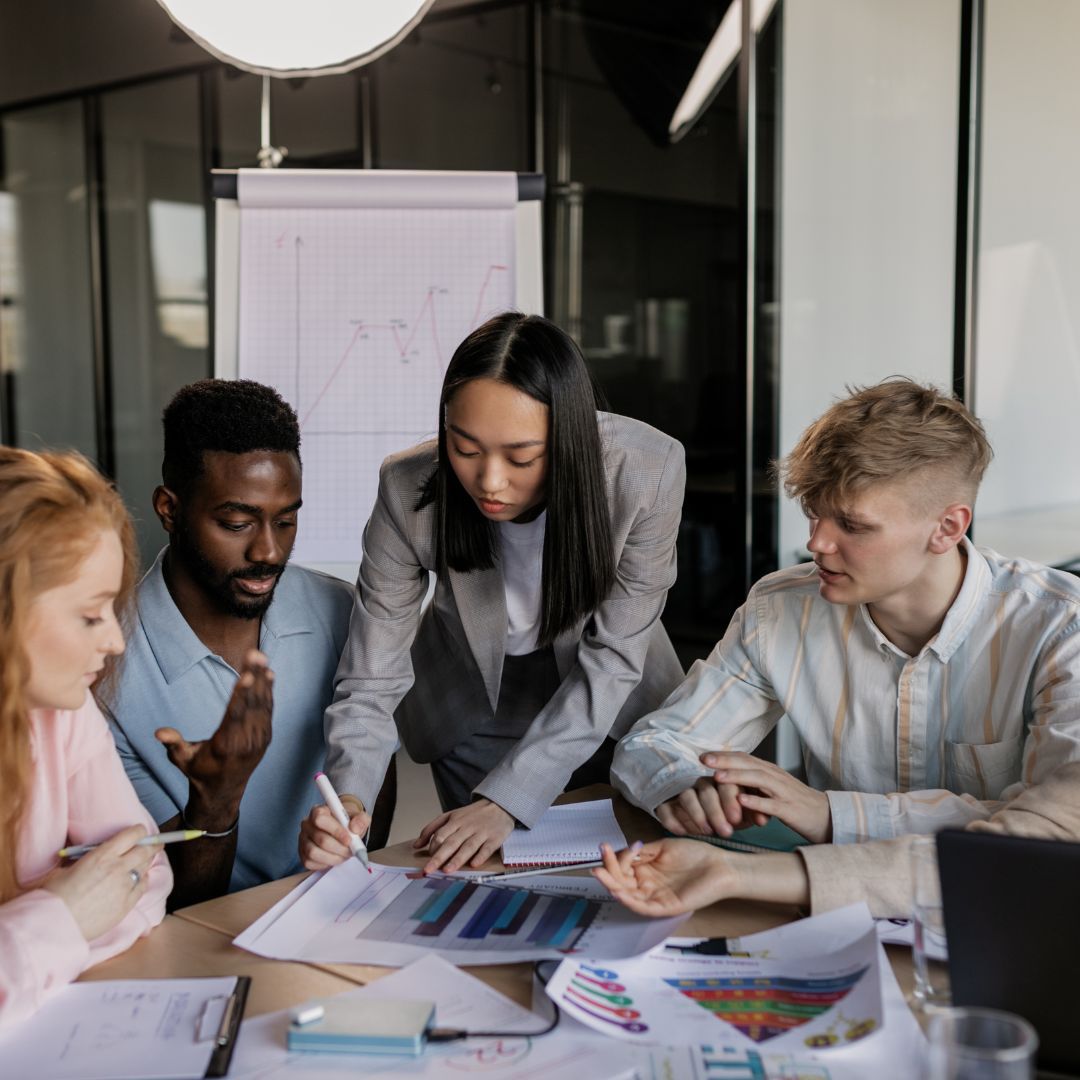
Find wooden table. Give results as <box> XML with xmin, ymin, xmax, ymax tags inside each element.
<box><xmin>164</xmin><ymin>785</ymin><xmax>916</xmax><ymax>1011</ymax></box>
<box><xmin>78</xmin><ymin>914</ymin><xmax>363</xmax><ymax>1017</ymax></box>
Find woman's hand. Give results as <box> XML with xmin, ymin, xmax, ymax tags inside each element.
<box><xmin>414</xmin><ymin>799</ymin><xmax>514</xmax><ymax>874</ymax></box>
<box><xmin>298</xmin><ymin>795</ymin><xmax>371</xmax><ymax>870</ymax></box>
<box><xmin>43</xmin><ymin>825</ymin><xmax>156</xmax><ymax>942</ymax></box>
<box><xmin>591</xmin><ymin>838</ymin><xmax>745</xmax><ymax>917</ymax></box>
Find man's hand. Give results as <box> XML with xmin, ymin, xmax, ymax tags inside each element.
<box><xmin>413</xmin><ymin>799</ymin><xmax>514</xmax><ymax>874</ymax></box>
<box><xmin>702</xmin><ymin>751</ymin><xmax>833</xmax><ymax>844</ymax></box>
<box><xmin>655</xmin><ymin>776</ymin><xmax>770</xmax><ymax>837</ymax></box>
<box><xmin>299</xmin><ymin>795</ymin><xmax>372</xmax><ymax>870</ymax></box>
<box><xmin>155</xmin><ymin>649</ymin><xmax>273</xmax><ymax>829</ymax></box>
<box><xmin>592</xmin><ymin>839</ymin><xmax>746</xmax><ymax>917</ymax></box>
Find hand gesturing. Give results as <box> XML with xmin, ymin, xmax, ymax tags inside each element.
<box><xmin>155</xmin><ymin>649</ymin><xmax>274</xmax><ymax>820</ymax></box>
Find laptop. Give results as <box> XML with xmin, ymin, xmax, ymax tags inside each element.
<box><xmin>937</xmin><ymin>829</ymin><xmax>1080</xmax><ymax>1078</ymax></box>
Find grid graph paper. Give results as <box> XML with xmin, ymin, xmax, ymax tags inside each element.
<box><xmin>237</xmin><ymin>204</ymin><xmax>516</xmax><ymax>563</ymax></box>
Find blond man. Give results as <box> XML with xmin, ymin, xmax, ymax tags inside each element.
<box><xmin>612</xmin><ymin>379</ymin><xmax>1080</xmax><ymax>844</ymax></box>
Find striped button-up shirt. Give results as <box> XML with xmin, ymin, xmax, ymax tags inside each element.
<box><xmin>612</xmin><ymin>538</ymin><xmax>1080</xmax><ymax>842</ymax></box>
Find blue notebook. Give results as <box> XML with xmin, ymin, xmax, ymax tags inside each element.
<box><xmin>287</xmin><ymin>999</ymin><xmax>436</xmax><ymax>1056</ymax></box>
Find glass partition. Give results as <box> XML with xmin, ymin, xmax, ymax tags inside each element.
<box><xmin>971</xmin><ymin>0</ymin><xmax>1080</xmax><ymax>567</ymax></box>
<box><xmin>776</xmin><ymin>0</ymin><xmax>960</xmax><ymax>566</ymax></box>
<box><xmin>0</xmin><ymin>100</ymin><xmax>97</xmax><ymax>458</ymax></box>
<box><xmin>102</xmin><ymin>74</ymin><xmax>209</xmax><ymax>563</ymax></box>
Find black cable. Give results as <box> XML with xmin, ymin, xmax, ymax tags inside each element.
<box><xmin>427</xmin><ymin>961</ymin><xmax>561</xmax><ymax>1043</ymax></box>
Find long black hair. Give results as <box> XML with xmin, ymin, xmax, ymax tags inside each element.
<box><xmin>418</xmin><ymin>312</ymin><xmax>615</xmax><ymax>646</ymax></box>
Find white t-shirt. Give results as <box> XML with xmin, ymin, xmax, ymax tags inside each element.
<box><xmin>498</xmin><ymin>511</ymin><xmax>546</xmax><ymax>656</ymax></box>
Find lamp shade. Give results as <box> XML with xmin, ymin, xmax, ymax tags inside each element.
<box><xmin>155</xmin><ymin>0</ymin><xmax>436</xmax><ymax>77</ymax></box>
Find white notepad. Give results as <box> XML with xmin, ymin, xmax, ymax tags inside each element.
<box><xmin>502</xmin><ymin>798</ymin><xmax>628</xmax><ymax>868</ymax></box>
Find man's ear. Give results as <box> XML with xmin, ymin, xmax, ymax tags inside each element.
<box><xmin>929</xmin><ymin>502</ymin><xmax>972</xmax><ymax>554</ymax></box>
<box><xmin>153</xmin><ymin>485</ymin><xmax>181</xmax><ymax>534</ymax></box>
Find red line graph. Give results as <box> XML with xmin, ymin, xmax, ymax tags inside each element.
<box><xmin>299</xmin><ymin>265</ymin><xmax>509</xmax><ymax>431</ymax></box>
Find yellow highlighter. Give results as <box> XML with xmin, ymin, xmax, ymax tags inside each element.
<box><xmin>58</xmin><ymin>829</ymin><xmax>205</xmax><ymax>859</ymax></box>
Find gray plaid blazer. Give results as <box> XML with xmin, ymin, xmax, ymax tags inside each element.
<box><xmin>324</xmin><ymin>412</ymin><xmax>686</xmax><ymax>826</ymax></box>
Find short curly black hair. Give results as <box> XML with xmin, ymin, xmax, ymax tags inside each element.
<box><xmin>162</xmin><ymin>379</ymin><xmax>301</xmax><ymax>495</ymax></box>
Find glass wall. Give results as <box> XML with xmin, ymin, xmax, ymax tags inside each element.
<box><xmin>776</xmin><ymin>0</ymin><xmax>960</xmax><ymax>566</ymax></box>
<box><xmin>373</xmin><ymin>5</ymin><xmax>531</xmax><ymax>172</ymax></box>
<box><xmin>102</xmin><ymin>73</ymin><xmax>209</xmax><ymax>561</ymax></box>
<box><xmin>0</xmin><ymin>100</ymin><xmax>97</xmax><ymax>457</ymax></box>
<box><xmin>972</xmin><ymin>0</ymin><xmax>1080</xmax><ymax>568</ymax></box>
<box><xmin>544</xmin><ymin>2</ymin><xmax>747</xmax><ymax>658</ymax></box>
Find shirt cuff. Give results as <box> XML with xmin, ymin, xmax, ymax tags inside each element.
<box><xmin>826</xmin><ymin>790</ymin><xmax>896</xmax><ymax>843</ymax></box>
<box><xmin>610</xmin><ymin>760</ymin><xmax>712</xmax><ymax>818</ymax></box>
<box><xmin>473</xmin><ymin>774</ymin><xmax>548</xmax><ymax>829</ymax></box>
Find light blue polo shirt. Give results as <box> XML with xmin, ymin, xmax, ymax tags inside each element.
<box><xmin>107</xmin><ymin>548</ymin><xmax>354</xmax><ymax>892</ymax></box>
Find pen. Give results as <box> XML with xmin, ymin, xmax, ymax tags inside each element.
<box><xmin>216</xmin><ymin>989</ymin><xmax>238</xmax><ymax>1047</ymax></box>
<box><xmin>314</xmin><ymin>772</ymin><xmax>371</xmax><ymax>872</ymax></box>
<box><xmin>57</xmin><ymin>829</ymin><xmax>205</xmax><ymax>859</ymax></box>
<box><xmin>474</xmin><ymin>860</ymin><xmax>604</xmax><ymax>884</ymax></box>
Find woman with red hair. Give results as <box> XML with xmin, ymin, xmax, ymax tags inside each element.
<box><xmin>0</xmin><ymin>448</ymin><xmax>172</xmax><ymax>1028</ymax></box>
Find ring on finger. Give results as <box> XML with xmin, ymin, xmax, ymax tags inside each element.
<box><xmin>128</xmin><ymin>868</ymin><xmax>141</xmax><ymax>889</ymax></box>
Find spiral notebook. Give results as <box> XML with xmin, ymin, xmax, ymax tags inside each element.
<box><xmin>502</xmin><ymin>798</ymin><xmax>628</xmax><ymax>868</ymax></box>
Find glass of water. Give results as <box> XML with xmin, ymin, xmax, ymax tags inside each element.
<box><xmin>911</xmin><ymin>834</ymin><xmax>950</xmax><ymax>1007</ymax></box>
<box><xmin>926</xmin><ymin>1007</ymin><xmax>1039</xmax><ymax>1080</ymax></box>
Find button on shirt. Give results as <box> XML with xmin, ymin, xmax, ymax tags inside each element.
<box><xmin>106</xmin><ymin>549</ymin><xmax>354</xmax><ymax>890</ymax></box>
<box><xmin>612</xmin><ymin>538</ymin><xmax>1080</xmax><ymax>842</ymax></box>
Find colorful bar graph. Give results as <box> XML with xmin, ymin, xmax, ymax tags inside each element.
<box><xmin>547</xmin><ymin>898</ymin><xmax>588</xmax><ymax>949</ymax></box>
<box><xmin>459</xmin><ymin>887</ymin><xmax>515</xmax><ymax>939</ymax></box>
<box><xmin>492</xmin><ymin>890</ymin><xmax>538</xmax><ymax>935</ymax></box>
<box><xmin>528</xmin><ymin>896</ymin><xmax>574</xmax><ymax>945</ymax></box>
<box><xmin>413</xmin><ymin>881</ymin><xmax>477</xmax><ymax>936</ymax></box>
<box><xmin>491</xmin><ymin>889</ymin><xmax>529</xmax><ymax>931</ymax></box>
<box><xmin>415</xmin><ymin>880</ymin><xmax>466</xmax><ymax>923</ymax></box>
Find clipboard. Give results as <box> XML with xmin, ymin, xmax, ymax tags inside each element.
<box><xmin>0</xmin><ymin>973</ymin><xmax>256</xmax><ymax>1080</ymax></box>
<box><xmin>206</xmin><ymin>975</ymin><xmax>252</xmax><ymax>1078</ymax></box>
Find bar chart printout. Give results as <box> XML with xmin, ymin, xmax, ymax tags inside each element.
<box><xmin>234</xmin><ymin>862</ymin><xmax>683</xmax><ymax>966</ymax></box>
<box><xmin>368</xmin><ymin>876</ymin><xmax>598</xmax><ymax>949</ymax></box>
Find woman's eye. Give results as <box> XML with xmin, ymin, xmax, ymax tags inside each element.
<box><xmin>83</xmin><ymin>616</ymin><xmax>104</xmax><ymax>627</ymax></box>
<box><xmin>509</xmin><ymin>458</ymin><xmax>537</xmax><ymax>469</ymax></box>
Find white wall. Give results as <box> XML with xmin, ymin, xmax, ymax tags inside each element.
<box><xmin>971</xmin><ymin>0</ymin><xmax>1080</xmax><ymax>564</ymax></box>
<box><xmin>778</xmin><ymin>0</ymin><xmax>960</xmax><ymax>566</ymax></box>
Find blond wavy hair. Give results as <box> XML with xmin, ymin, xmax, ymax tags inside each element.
<box><xmin>0</xmin><ymin>449</ymin><xmax>138</xmax><ymax>903</ymax></box>
<box><xmin>777</xmin><ymin>379</ymin><xmax>993</xmax><ymax>519</ymax></box>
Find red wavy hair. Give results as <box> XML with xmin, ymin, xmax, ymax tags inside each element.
<box><xmin>0</xmin><ymin>449</ymin><xmax>138</xmax><ymax>902</ymax></box>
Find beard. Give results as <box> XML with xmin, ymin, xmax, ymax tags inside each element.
<box><xmin>172</xmin><ymin>521</ymin><xmax>287</xmax><ymax>620</ymax></box>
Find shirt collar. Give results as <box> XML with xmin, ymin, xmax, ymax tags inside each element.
<box><xmin>929</xmin><ymin>536</ymin><xmax>992</xmax><ymax>661</ymax></box>
<box><xmin>138</xmin><ymin>548</ymin><xmax>317</xmax><ymax>684</ymax></box>
<box><xmin>857</xmin><ymin>536</ymin><xmax>991</xmax><ymax>662</ymax></box>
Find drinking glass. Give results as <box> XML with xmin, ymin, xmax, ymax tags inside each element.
<box><xmin>926</xmin><ymin>1007</ymin><xmax>1038</xmax><ymax>1080</ymax></box>
<box><xmin>911</xmin><ymin>834</ymin><xmax>950</xmax><ymax>1007</ymax></box>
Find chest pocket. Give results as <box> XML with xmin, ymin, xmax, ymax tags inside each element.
<box><xmin>945</xmin><ymin>733</ymin><xmax>1024</xmax><ymax>800</ymax></box>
